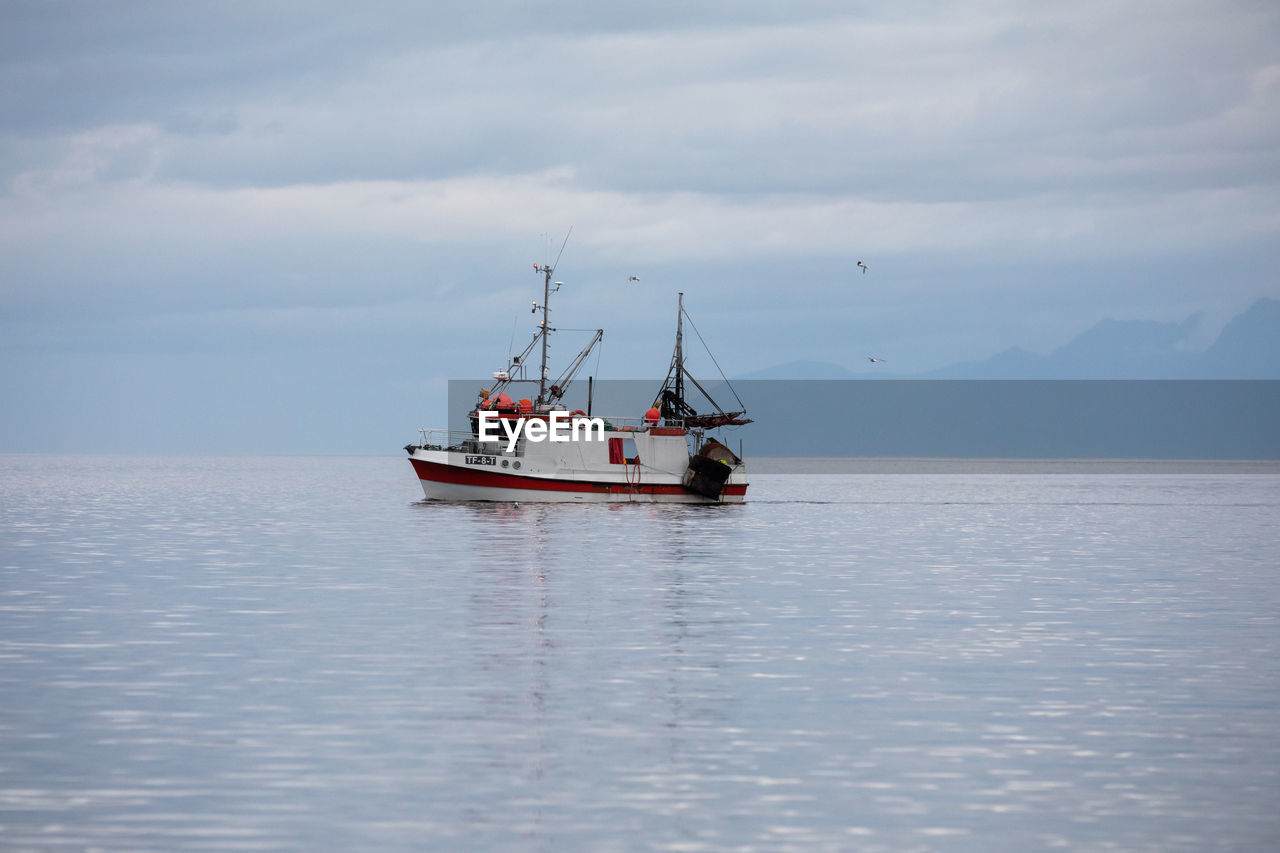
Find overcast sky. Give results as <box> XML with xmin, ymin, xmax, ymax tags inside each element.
<box><xmin>2</xmin><ymin>1</ymin><xmax>1278</xmax><ymax>452</ymax></box>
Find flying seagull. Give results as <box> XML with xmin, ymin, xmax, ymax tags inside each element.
<box><xmin>856</xmin><ymin>261</ymin><xmax>869</xmax><ymax>274</ymax></box>
<box><xmin>867</xmin><ymin>356</ymin><xmax>886</xmax><ymax>363</ymax></box>
<box><xmin>628</xmin><ymin>275</ymin><xmax>640</xmax><ymax>282</ymax></box>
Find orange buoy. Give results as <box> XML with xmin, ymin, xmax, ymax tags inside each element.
<box><xmin>644</xmin><ymin>407</ymin><xmax>661</xmax><ymax>424</ymax></box>
<box><xmin>496</xmin><ymin>393</ymin><xmax>512</xmax><ymax>407</ymax></box>
<box><xmin>519</xmin><ymin>398</ymin><xmax>533</xmax><ymax>413</ymax></box>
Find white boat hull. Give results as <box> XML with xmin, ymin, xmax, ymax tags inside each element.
<box><xmin>407</xmin><ymin>446</ymin><xmax>747</xmax><ymax>504</ymax></box>
<box><xmin>417</xmin><ymin>479</ymin><xmax>743</xmax><ymax>504</ymax></box>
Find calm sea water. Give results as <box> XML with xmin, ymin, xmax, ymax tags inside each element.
<box><xmin>1</xmin><ymin>455</ymin><xmax>1278</xmax><ymax>851</ymax></box>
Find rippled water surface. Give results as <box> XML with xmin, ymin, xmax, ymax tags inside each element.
<box><xmin>2</xmin><ymin>455</ymin><xmax>1278</xmax><ymax>851</ymax></box>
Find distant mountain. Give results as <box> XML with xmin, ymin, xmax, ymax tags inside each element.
<box><xmin>743</xmin><ymin>298</ymin><xmax>1280</xmax><ymax>380</ymax></box>
<box><xmin>933</xmin><ymin>298</ymin><xmax>1279</xmax><ymax>379</ymax></box>
<box><xmin>1199</xmin><ymin>298</ymin><xmax>1280</xmax><ymax>378</ymax></box>
<box><xmin>932</xmin><ymin>346</ymin><xmax>1046</xmax><ymax>379</ymax></box>
<box><xmin>930</xmin><ymin>315</ymin><xmax>1206</xmax><ymax>379</ymax></box>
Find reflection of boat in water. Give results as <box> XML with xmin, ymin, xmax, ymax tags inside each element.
<box><xmin>405</xmin><ymin>257</ymin><xmax>751</xmax><ymax>503</ymax></box>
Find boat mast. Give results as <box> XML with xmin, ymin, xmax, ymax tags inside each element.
<box><xmin>674</xmin><ymin>292</ymin><xmax>684</xmax><ymax>407</ymax></box>
<box><xmin>538</xmin><ymin>262</ymin><xmax>551</xmax><ymax>406</ymax></box>
<box><xmin>534</xmin><ymin>228</ymin><xmax>572</xmax><ymax>409</ymax></box>
<box><xmin>655</xmin><ymin>291</ymin><xmax>753</xmax><ymax>429</ymax></box>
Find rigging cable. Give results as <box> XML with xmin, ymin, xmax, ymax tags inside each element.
<box><xmin>681</xmin><ymin>309</ymin><xmax>747</xmax><ymax>411</ymax></box>
<box><xmin>551</xmin><ymin>226</ymin><xmax>573</xmax><ymax>273</ymax></box>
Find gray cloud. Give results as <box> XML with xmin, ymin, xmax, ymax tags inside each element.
<box><xmin>1</xmin><ymin>0</ymin><xmax>1277</xmax><ymax>450</ymax></box>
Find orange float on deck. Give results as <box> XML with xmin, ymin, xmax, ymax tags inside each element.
<box><xmin>644</xmin><ymin>407</ymin><xmax>661</xmax><ymax>424</ymax></box>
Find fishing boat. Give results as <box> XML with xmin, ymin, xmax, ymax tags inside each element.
<box><xmin>405</xmin><ymin>256</ymin><xmax>751</xmax><ymax>503</ymax></box>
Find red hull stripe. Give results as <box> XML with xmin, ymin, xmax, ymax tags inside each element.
<box><xmin>410</xmin><ymin>457</ymin><xmax>747</xmax><ymax>496</ymax></box>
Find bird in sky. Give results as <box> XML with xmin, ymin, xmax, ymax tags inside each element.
<box><xmin>628</xmin><ymin>275</ymin><xmax>640</xmax><ymax>282</ymax></box>
<box><xmin>867</xmin><ymin>356</ymin><xmax>886</xmax><ymax>363</ymax></box>
<box><xmin>857</xmin><ymin>261</ymin><xmax>869</xmax><ymax>274</ymax></box>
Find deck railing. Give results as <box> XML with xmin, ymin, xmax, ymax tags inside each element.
<box><xmin>414</xmin><ymin>429</ymin><xmax>492</xmax><ymax>452</ymax></box>
<box><xmin>587</xmin><ymin>415</ymin><xmax>686</xmax><ymax>432</ymax></box>
<box><xmin>412</xmin><ymin>416</ymin><xmax>687</xmax><ymax>453</ymax></box>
